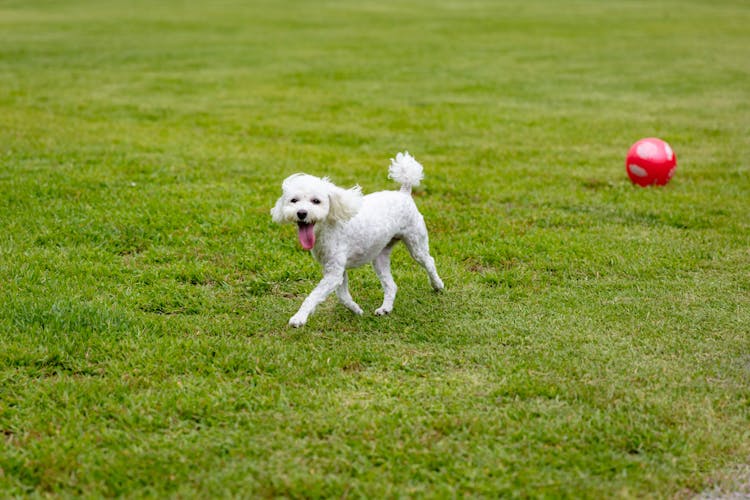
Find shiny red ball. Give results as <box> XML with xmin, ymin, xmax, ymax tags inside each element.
<box><xmin>625</xmin><ymin>138</ymin><xmax>677</xmax><ymax>186</ymax></box>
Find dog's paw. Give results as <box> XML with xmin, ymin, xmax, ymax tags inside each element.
<box><xmin>341</xmin><ymin>301</ymin><xmax>363</xmax><ymax>315</ymax></box>
<box><xmin>374</xmin><ymin>306</ymin><xmax>392</xmax><ymax>316</ymax></box>
<box><xmin>432</xmin><ymin>278</ymin><xmax>444</xmax><ymax>292</ymax></box>
<box><xmin>288</xmin><ymin>314</ymin><xmax>307</xmax><ymax>328</ymax></box>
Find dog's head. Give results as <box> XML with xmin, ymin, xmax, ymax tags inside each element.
<box><xmin>270</xmin><ymin>173</ymin><xmax>363</xmax><ymax>250</ymax></box>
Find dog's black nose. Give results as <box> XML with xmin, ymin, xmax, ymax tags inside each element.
<box><xmin>297</xmin><ymin>210</ymin><xmax>307</xmax><ymax>220</ymax></box>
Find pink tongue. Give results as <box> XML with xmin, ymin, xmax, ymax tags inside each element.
<box><xmin>297</xmin><ymin>223</ymin><xmax>315</xmax><ymax>250</ymax></box>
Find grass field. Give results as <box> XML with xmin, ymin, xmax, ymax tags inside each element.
<box><xmin>1</xmin><ymin>0</ymin><xmax>749</xmax><ymax>497</ymax></box>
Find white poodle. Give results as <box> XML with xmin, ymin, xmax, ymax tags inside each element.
<box><xmin>270</xmin><ymin>152</ymin><xmax>444</xmax><ymax>327</ymax></box>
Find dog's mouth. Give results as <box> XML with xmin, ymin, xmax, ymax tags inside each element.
<box><xmin>297</xmin><ymin>221</ymin><xmax>316</xmax><ymax>250</ymax></box>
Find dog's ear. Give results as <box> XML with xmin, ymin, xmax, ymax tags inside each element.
<box><xmin>328</xmin><ymin>185</ymin><xmax>363</xmax><ymax>223</ymax></box>
<box><xmin>270</xmin><ymin>195</ymin><xmax>285</xmax><ymax>224</ymax></box>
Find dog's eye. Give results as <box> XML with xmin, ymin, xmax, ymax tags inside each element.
<box><xmin>290</xmin><ymin>198</ymin><xmax>298</xmax><ymax>203</ymax></box>
<box><xmin>311</xmin><ymin>198</ymin><xmax>321</xmax><ymax>205</ymax></box>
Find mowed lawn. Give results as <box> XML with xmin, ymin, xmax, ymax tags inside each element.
<box><xmin>1</xmin><ymin>0</ymin><xmax>749</xmax><ymax>496</ymax></box>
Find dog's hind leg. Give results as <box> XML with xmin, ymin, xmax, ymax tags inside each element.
<box><xmin>336</xmin><ymin>271</ymin><xmax>363</xmax><ymax>315</ymax></box>
<box><xmin>373</xmin><ymin>243</ymin><xmax>398</xmax><ymax>316</ymax></box>
<box><xmin>403</xmin><ymin>228</ymin><xmax>444</xmax><ymax>292</ymax></box>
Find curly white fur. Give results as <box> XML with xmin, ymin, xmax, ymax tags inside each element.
<box><xmin>270</xmin><ymin>151</ymin><xmax>444</xmax><ymax>327</ymax></box>
<box><xmin>388</xmin><ymin>151</ymin><xmax>424</xmax><ymax>193</ymax></box>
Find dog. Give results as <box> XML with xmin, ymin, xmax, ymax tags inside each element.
<box><xmin>270</xmin><ymin>152</ymin><xmax>444</xmax><ymax>327</ymax></box>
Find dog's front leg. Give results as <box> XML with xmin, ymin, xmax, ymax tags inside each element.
<box><xmin>289</xmin><ymin>268</ymin><xmax>345</xmax><ymax>327</ymax></box>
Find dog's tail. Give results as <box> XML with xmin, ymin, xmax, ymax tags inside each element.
<box><xmin>388</xmin><ymin>151</ymin><xmax>424</xmax><ymax>195</ymax></box>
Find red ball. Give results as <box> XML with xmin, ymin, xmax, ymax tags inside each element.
<box><xmin>625</xmin><ymin>138</ymin><xmax>677</xmax><ymax>186</ymax></box>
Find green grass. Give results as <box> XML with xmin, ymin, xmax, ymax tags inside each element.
<box><xmin>1</xmin><ymin>0</ymin><xmax>749</xmax><ymax>496</ymax></box>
